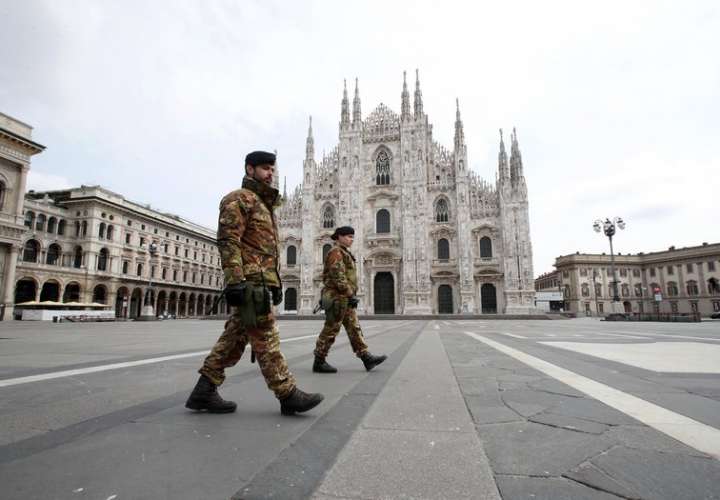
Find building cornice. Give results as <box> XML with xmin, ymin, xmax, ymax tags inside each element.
<box><xmin>0</xmin><ymin>126</ymin><xmax>46</xmax><ymax>155</ymax></box>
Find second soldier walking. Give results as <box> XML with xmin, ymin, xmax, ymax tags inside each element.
<box><xmin>313</xmin><ymin>226</ymin><xmax>387</xmax><ymax>373</ymax></box>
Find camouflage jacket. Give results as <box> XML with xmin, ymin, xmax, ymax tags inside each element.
<box><xmin>322</xmin><ymin>244</ymin><xmax>357</xmax><ymax>298</ymax></box>
<box><xmin>218</xmin><ymin>176</ymin><xmax>281</xmax><ymax>287</ymax></box>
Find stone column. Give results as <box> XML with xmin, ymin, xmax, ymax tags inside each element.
<box><xmin>698</xmin><ymin>261</ymin><xmax>707</xmax><ymax>294</ymax></box>
<box><xmin>2</xmin><ymin>245</ymin><xmax>20</xmax><ymax>320</ymax></box>
<box><xmin>15</xmin><ymin>166</ymin><xmax>28</xmax><ymax>220</ymax></box>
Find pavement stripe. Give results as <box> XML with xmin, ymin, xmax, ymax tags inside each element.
<box><xmin>0</xmin><ymin>334</ymin><xmax>319</xmax><ymax>388</ymax></box>
<box><xmin>232</xmin><ymin>321</ymin><xmax>426</xmax><ymax>500</ymax></box>
<box><xmin>311</xmin><ymin>326</ymin><xmax>500</xmax><ymax>499</ymax></box>
<box><xmin>463</xmin><ymin>331</ymin><xmax>720</xmax><ymax>460</ymax></box>
<box><xmin>497</xmin><ymin>331</ymin><xmax>527</xmax><ymax>339</ymax></box>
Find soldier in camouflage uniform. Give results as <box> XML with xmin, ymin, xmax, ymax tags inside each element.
<box><xmin>313</xmin><ymin>226</ymin><xmax>387</xmax><ymax>373</ymax></box>
<box><xmin>186</xmin><ymin>150</ymin><xmax>323</xmax><ymax>415</ymax></box>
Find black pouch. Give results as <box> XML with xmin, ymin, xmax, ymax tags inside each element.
<box><xmin>238</xmin><ymin>297</ymin><xmax>257</xmax><ymax>328</ymax></box>
<box><xmin>252</xmin><ymin>285</ymin><xmax>272</xmax><ymax>316</ymax></box>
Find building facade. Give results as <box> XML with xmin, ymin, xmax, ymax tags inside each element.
<box><xmin>276</xmin><ymin>72</ymin><xmax>536</xmax><ymax>315</ymax></box>
<box><xmin>0</xmin><ymin>113</ymin><xmax>45</xmax><ymax>320</ymax></box>
<box><xmin>15</xmin><ymin>186</ymin><xmax>224</xmax><ymax>319</ymax></box>
<box><xmin>537</xmin><ymin>243</ymin><xmax>720</xmax><ymax>316</ymax></box>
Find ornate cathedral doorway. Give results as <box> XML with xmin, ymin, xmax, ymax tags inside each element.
<box><xmin>374</xmin><ymin>272</ymin><xmax>394</xmax><ymax>314</ymax></box>
<box><xmin>438</xmin><ymin>285</ymin><xmax>453</xmax><ymax>314</ymax></box>
<box><xmin>481</xmin><ymin>283</ymin><xmax>497</xmax><ymax>314</ymax></box>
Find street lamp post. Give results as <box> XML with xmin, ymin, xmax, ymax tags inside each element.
<box><xmin>139</xmin><ymin>241</ymin><xmax>158</xmax><ymax>320</ymax></box>
<box><xmin>593</xmin><ymin>217</ymin><xmax>626</xmax><ymax>314</ymax></box>
<box><xmin>592</xmin><ymin>269</ymin><xmax>600</xmax><ymax>317</ymax></box>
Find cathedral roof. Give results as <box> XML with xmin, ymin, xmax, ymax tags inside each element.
<box><xmin>362</xmin><ymin>103</ymin><xmax>400</xmax><ymax>143</ymax></box>
<box><xmin>363</xmin><ymin>103</ymin><xmax>400</xmax><ymax>127</ymax></box>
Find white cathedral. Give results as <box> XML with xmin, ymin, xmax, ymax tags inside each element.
<box><xmin>275</xmin><ymin>71</ymin><xmax>536</xmax><ymax>315</ymax></box>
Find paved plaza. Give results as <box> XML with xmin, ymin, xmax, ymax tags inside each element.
<box><xmin>1</xmin><ymin>317</ymin><xmax>719</xmax><ymax>499</ymax></box>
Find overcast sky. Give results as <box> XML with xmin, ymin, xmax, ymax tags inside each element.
<box><xmin>1</xmin><ymin>0</ymin><xmax>718</xmax><ymax>274</ymax></box>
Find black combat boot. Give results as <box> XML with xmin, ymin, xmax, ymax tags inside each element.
<box><xmin>361</xmin><ymin>352</ymin><xmax>387</xmax><ymax>372</ymax></box>
<box><xmin>280</xmin><ymin>387</ymin><xmax>324</xmax><ymax>415</ymax></box>
<box><xmin>185</xmin><ymin>375</ymin><xmax>237</xmax><ymax>413</ymax></box>
<box><xmin>313</xmin><ymin>356</ymin><xmax>338</xmax><ymax>373</ymax></box>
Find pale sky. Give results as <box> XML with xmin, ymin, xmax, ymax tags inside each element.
<box><xmin>1</xmin><ymin>0</ymin><xmax>718</xmax><ymax>275</ymax></box>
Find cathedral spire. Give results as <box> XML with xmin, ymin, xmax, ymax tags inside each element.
<box><xmin>340</xmin><ymin>79</ymin><xmax>350</xmax><ymax>128</ymax></box>
<box><xmin>509</xmin><ymin>127</ymin><xmax>524</xmax><ymax>185</ymax></box>
<box><xmin>454</xmin><ymin>98</ymin><xmax>465</xmax><ymax>149</ymax></box>
<box><xmin>272</xmin><ymin>148</ymin><xmax>280</xmax><ymax>189</ymax></box>
<box><xmin>413</xmin><ymin>68</ymin><xmax>423</xmax><ymax>119</ymax></box>
<box><xmin>498</xmin><ymin>128</ymin><xmax>509</xmax><ymax>183</ymax></box>
<box><xmin>352</xmin><ymin>77</ymin><xmax>362</xmax><ymax>126</ymax></box>
<box><xmin>401</xmin><ymin>70</ymin><xmax>411</xmax><ymax>122</ymax></box>
<box><xmin>305</xmin><ymin>115</ymin><xmax>314</xmax><ymax>160</ymax></box>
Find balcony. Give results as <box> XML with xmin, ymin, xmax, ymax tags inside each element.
<box><xmin>365</xmin><ymin>232</ymin><xmax>400</xmax><ymax>249</ymax></box>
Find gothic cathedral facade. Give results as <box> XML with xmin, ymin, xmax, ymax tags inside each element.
<box><xmin>276</xmin><ymin>72</ymin><xmax>536</xmax><ymax>315</ymax></box>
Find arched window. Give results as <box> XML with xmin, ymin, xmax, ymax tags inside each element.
<box><xmin>99</xmin><ymin>222</ymin><xmax>106</xmax><ymax>239</ymax></box>
<box><xmin>322</xmin><ymin>243</ymin><xmax>332</xmax><ymax>262</ymax></box>
<box><xmin>24</xmin><ymin>211</ymin><xmax>35</xmax><ymax>229</ymax></box>
<box><xmin>106</xmin><ymin>225</ymin><xmax>114</xmax><ymax>241</ymax></box>
<box><xmin>58</xmin><ymin>219</ymin><xmax>66</xmax><ymax>236</ymax></box>
<box><xmin>63</xmin><ymin>283</ymin><xmax>81</xmax><ymax>303</ymax></box>
<box><xmin>98</xmin><ymin>248</ymin><xmax>109</xmax><ymax>271</ymax></box>
<box><xmin>137</xmin><ymin>263</ymin><xmax>143</xmax><ymax>276</ymax></box>
<box><xmin>75</xmin><ymin>221</ymin><xmax>81</xmax><ymax>237</ymax></box>
<box><xmin>376</xmin><ymin>150</ymin><xmax>390</xmax><ymax>185</ymax></box>
<box><xmin>47</xmin><ymin>217</ymin><xmax>57</xmax><ymax>233</ymax></box>
<box><xmin>46</xmin><ymin>244</ymin><xmax>61</xmax><ymax>265</ymax></box>
<box><xmin>286</xmin><ymin>245</ymin><xmax>297</xmax><ymax>266</ymax></box>
<box><xmin>35</xmin><ymin>213</ymin><xmax>46</xmax><ymax>232</ymax></box>
<box><xmin>122</xmin><ymin>261</ymin><xmax>129</xmax><ymax>274</ymax></box>
<box><xmin>73</xmin><ymin>246</ymin><xmax>83</xmax><ymax>268</ymax></box>
<box><xmin>323</xmin><ymin>205</ymin><xmax>335</xmax><ymax>229</ymax></box>
<box><xmin>435</xmin><ymin>198</ymin><xmax>449</xmax><ymax>223</ymax></box>
<box><xmin>480</xmin><ymin>237</ymin><xmax>493</xmax><ymax>258</ymax></box>
<box><xmin>22</xmin><ymin>240</ymin><xmax>40</xmax><ymax>262</ymax></box>
<box><xmin>708</xmin><ymin>278</ymin><xmax>720</xmax><ymax>295</ymax></box>
<box><xmin>0</xmin><ymin>181</ymin><xmax>5</xmax><ymax>209</ymax></box>
<box><xmin>634</xmin><ymin>283</ymin><xmax>643</xmax><ymax>297</ymax></box>
<box><xmin>594</xmin><ymin>283</ymin><xmax>602</xmax><ymax>297</ymax></box>
<box><xmin>581</xmin><ymin>283</ymin><xmax>590</xmax><ymax>297</ymax></box>
<box><xmin>92</xmin><ymin>285</ymin><xmax>107</xmax><ymax>304</ymax></box>
<box><xmin>621</xmin><ymin>283</ymin><xmax>630</xmax><ymax>297</ymax></box>
<box><xmin>686</xmin><ymin>280</ymin><xmax>699</xmax><ymax>296</ymax></box>
<box><xmin>667</xmin><ymin>281</ymin><xmax>678</xmax><ymax>296</ymax></box>
<box><xmin>376</xmin><ymin>209</ymin><xmax>390</xmax><ymax>233</ymax></box>
<box><xmin>437</xmin><ymin>238</ymin><xmax>450</xmax><ymax>261</ymax></box>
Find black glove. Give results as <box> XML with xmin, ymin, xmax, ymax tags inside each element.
<box><xmin>225</xmin><ymin>282</ymin><xmax>248</xmax><ymax>307</ymax></box>
<box><xmin>348</xmin><ymin>296</ymin><xmax>359</xmax><ymax>309</ymax></box>
<box><xmin>271</xmin><ymin>287</ymin><xmax>283</xmax><ymax>306</ymax></box>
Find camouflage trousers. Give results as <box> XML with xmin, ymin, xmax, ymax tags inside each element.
<box><xmin>199</xmin><ymin>309</ymin><xmax>296</xmax><ymax>399</ymax></box>
<box><xmin>314</xmin><ymin>300</ymin><xmax>368</xmax><ymax>360</ymax></box>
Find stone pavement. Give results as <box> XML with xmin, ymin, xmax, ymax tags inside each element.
<box><xmin>1</xmin><ymin>318</ymin><xmax>719</xmax><ymax>499</ymax></box>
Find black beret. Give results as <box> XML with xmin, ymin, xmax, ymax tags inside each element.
<box><xmin>245</xmin><ymin>150</ymin><xmax>276</xmax><ymax>167</ymax></box>
<box><xmin>331</xmin><ymin>226</ymin><xmax>355</xmax><ymax>240</ymax></box>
